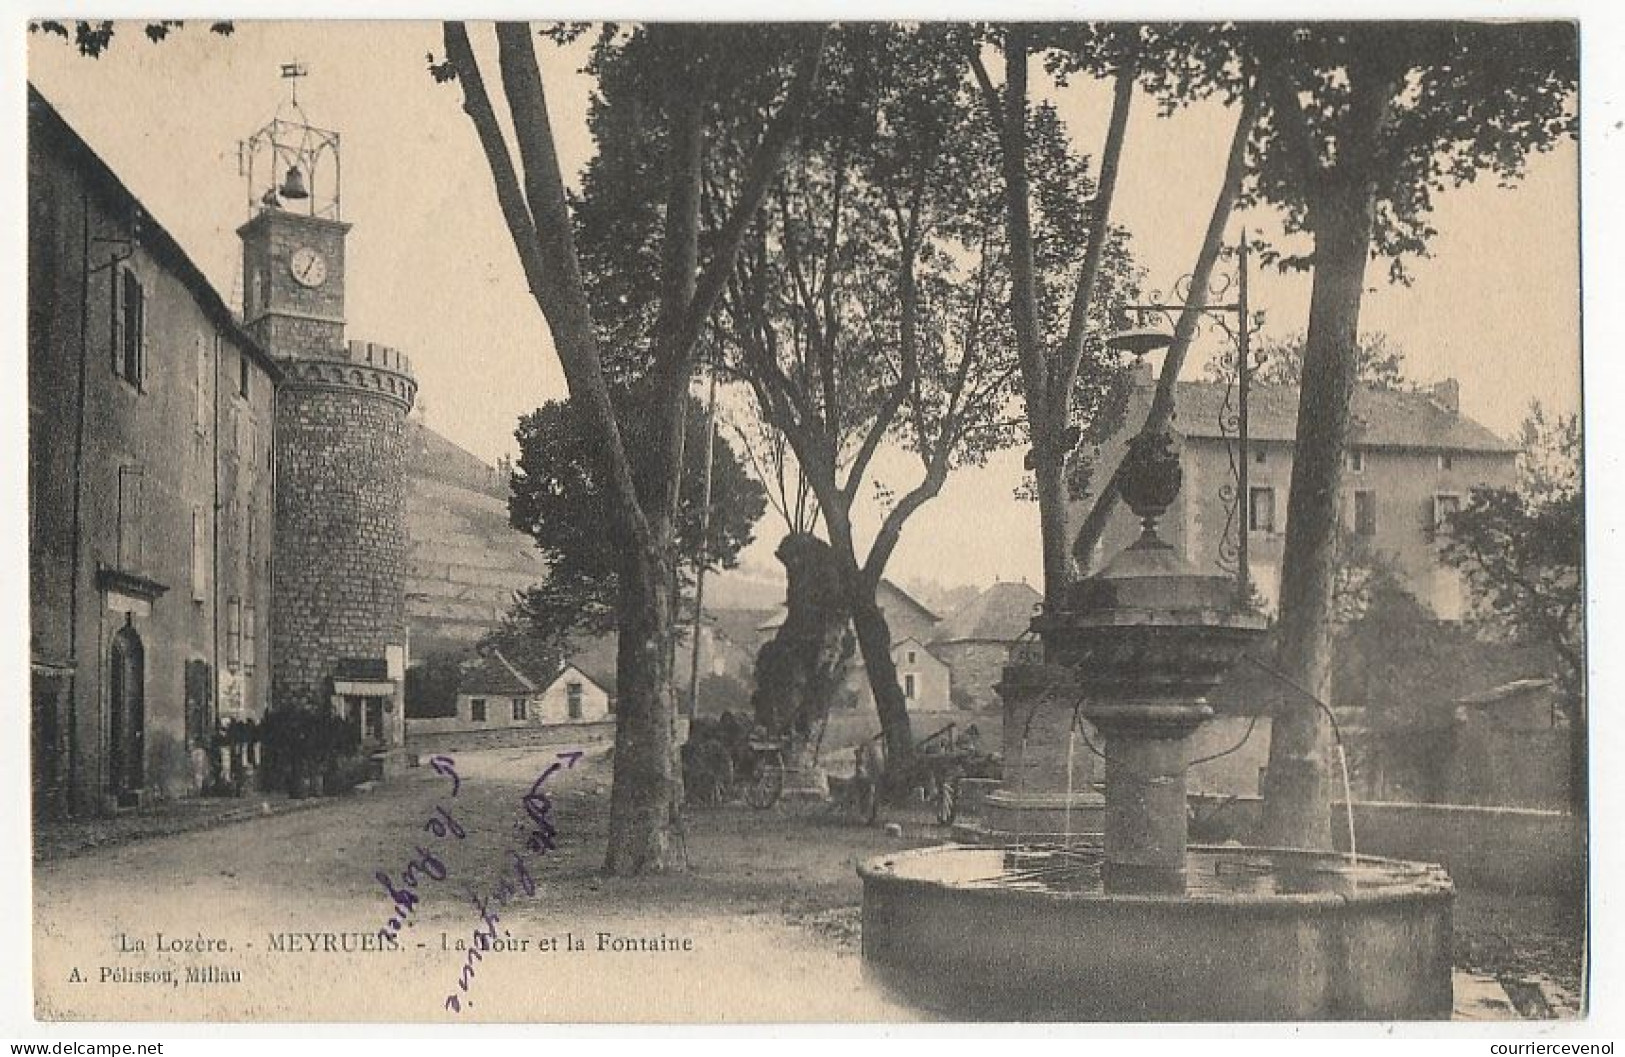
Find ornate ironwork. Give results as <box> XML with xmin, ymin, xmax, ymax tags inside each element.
<box><xmin>1119</xmin><ymin>234</ymin><xmax>1265</xmax><ymax>600</ymax></box>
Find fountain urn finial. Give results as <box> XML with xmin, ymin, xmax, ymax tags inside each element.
<box><xmin>1117</xmin><ymin>425</ymin><xmax>1184</xmax><ymax>540</ymax></box>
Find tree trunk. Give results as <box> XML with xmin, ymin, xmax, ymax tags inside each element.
<box><xmin>1034</xmin><ymin>451</ymin><xmax>1074</xmax><ymax>611</ymax></box>
<box><xmin>604</xmin><ymin>544</ymin><xmax>682</xmax><ymax>874</ymax></box>
<box><xmin>1260</xmin><ymin>182</ymin><xmax>1377</xmax><ymax>851</ymax></box>
<box><xmin>749</xmin><ymin>533</ymin><xmax>851</xmax><ymax>742</ymax></box>
<box><xmin>848</xmin><ymin>587</ymin><xmax>914</xmax><ymax>770</ymax></box>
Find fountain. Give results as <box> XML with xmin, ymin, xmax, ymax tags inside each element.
<box><xmin>859</xmin><ymin>424</ymin><xmax>1455</xmax><ymax>1021</ymax></box>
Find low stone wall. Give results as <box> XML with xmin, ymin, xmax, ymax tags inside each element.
<box><xmin>406</xmin><ymin>720</ymin><xmax>616</xmax><ymax>754</ymax></box>
<box><xmin>1188</xmin><ymin>794</ymin><xmax>1585</xmax><ymax>896</ymax></box>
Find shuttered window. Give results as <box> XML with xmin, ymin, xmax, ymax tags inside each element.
<box><xmin>194</xmin><ymin>334</ymin><xmax>209</xmax><ymax>435</ymax></box>
<box><xmin>111</xmin><ymin>266</ymin><xmax>146</xmax><ymax>387</ymax></box>
<box><xmin>226</xmin><ymin>598</ymin><xmax>242</xmax><ymax>671</ymax></box>
<box><xmin>191</xmin><ymin>507</ymin><xmax>207</xmax><ymax>602</ymax></box>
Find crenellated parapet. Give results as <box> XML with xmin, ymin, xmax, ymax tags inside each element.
<box><xmin>275</xmin><ymin>338</ymin><xmax>416</xmax><ymax>412</ymax></box>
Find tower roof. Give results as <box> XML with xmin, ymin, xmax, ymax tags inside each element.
<box><xmin>934</xmin><ymin>581</ymin><xmax>1043</xmax><ymax>644</ymax></box>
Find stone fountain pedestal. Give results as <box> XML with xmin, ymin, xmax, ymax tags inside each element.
<box><xmin>979</xmin><ymin>663</ymin><xmax>1103</xmax><ymax>842</ymax></box>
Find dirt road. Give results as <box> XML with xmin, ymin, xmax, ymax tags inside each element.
<box><xmin>33</xmin><ymin>744</ymin><xmax>923</xmax><ymax>1023</ymax></box>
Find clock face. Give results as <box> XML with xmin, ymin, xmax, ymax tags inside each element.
<box><xmin>290</xmin><ymin>246</ymin><xmax>328</xmax><ymax>288</ymax></box>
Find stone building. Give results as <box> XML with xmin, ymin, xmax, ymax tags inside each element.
<box><xmin>448</xmin><ymin>650</ymin><xmax>612</xmax><ymax>730</ymax></box>
<box><xmin>931</xmin><ymin>580</ymin><xmax>1043</xmax><ymax>712</ymax></box>
<box><xmin>1080</xmin><ymin>363</ymin><xmax>1517</xmax><ymax>617</ymax></box>
<box><xmin>29</xmin><ymin>88</ymin><xmax>277</xmax><ymax>817</ymax></box>
<box><xmin>29</xmin><ymin>82</ymin><xmax>420</xmax><ymax>817</ymax></box>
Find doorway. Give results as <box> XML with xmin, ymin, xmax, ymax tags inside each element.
<box><xmin>108</xmin><ymin>623</ymin><xmax>145</xmax><ymax>808</ymax></box>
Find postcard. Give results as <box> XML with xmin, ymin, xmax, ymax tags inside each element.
<box><xmin>23</xmin><ymin>17</ymin><xmax>1587</xmax><ymax>1025</ymax></box>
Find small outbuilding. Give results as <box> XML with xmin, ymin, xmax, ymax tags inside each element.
<box><xmin>452</xmin><ymin>648</ymin><xmax>611</xmax><ymax>729</ymax></box>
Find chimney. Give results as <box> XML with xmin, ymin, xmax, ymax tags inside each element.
<box><xmin>1429</xmin><ymin>378</ymin><xmax>1460</xmax><ymax>415</ymax></box>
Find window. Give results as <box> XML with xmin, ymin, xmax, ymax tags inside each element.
<box><xmin>239</xmin><ymin>347</ymin><xmax>251</xmax><ymax>399</ymax></box>
<box><xmin>1433</xmin><ymin>493</ymin><xmax>1462</xmax><ymax>533</ymax></box>
<box><xmin>907</xmin><ymin>650</ymin><xmax>917</xmax><ymax>665</ymax></box>
<box><xmin>470</xmin><ymin>698</ymin><xmax>487</xmax><ymax>723</ymax></box>
<box><xmin>226</xmin><ymin>598</ymin><xmax>242</xmax><ymax>671</ymax></box>
<box><xmin>243</xmin><ymin>604</ymin><xmax>257</xmax><ymax>673</ymax></box>
<box><xmin>512</xmin><ymin>697</ymin><xmax>528</xmax><ymax>721</ymax></box>
<box><xmin>1254</xmin><ymin>448</ymin><xmax>1266</xmax><ymax>465</ymax></box>
<box><xmin>1354</xmin><ymin>489</ymin><xmax>1378</xmax><ymax>537</ymax></box>
<box><xmin>117</xmin><ymin>465</ymin><xmax>144</xmax><ymax>570</ymax></box>
<box><xmin>1248</xmin><ymin>487</ymin><xmax>1276</xmax><ymax>534</ymax></box>
<box><xmin>190</xmin><ymin>507</ymin><xmax>207</xmax><ymax>602</ymax></box>
<box><xmin>566</xmin><ymin>682</ymin><xmax>584</xmax><ymax>720</ymax></box>
<box><xmin>904</xmin><ymin>673</ymin><xmax>917</xmax><ymax>699</ymax></box>
<box><xmin>194</xmin><ymin>335</ymin><xmax>209</xmax><ymax>435</ymax></box>
<box><xmin>246</xmin><ymin>504</ymin><xmax>256</xmax><ymax>569</ymax></box>
<box><xmin>1438</xmin><ymin>453</ymin><xmax>1454</xmax><ymax>472</ymax></box>
<box><xmin>111</xmin><ymin>266</ymin><xmax>145</xmax><ymax>387</ymax></box>
<box><xmin>1347</xmin><ymin>449</ymin><xmax>1365</xmax><ymax>473</ymax></box>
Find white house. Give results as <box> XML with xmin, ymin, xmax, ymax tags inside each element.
<box><xmin>452</xmin><ymin>648</ymin><xmax>611</xmax><ymax>729</ymax></box>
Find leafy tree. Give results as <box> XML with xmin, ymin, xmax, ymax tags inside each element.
<box><xmin>440</xmin><ymin>22</ymin><xmax>827</xmax><ymax>873</ymax></box>
<box><xmin>712</xmin><ymin>25</ymin><xmax>1122</xmax><ymax>767</ymax></box>
<box><xmin>508</xmin><ymin>386</ymin><xmax>766</xmax><ymax>647</ymax></box>
<box><xmin>997</xmin><ymin>26</ymin><xmax>1264</xmax><ymax>588</ymax></box>
<box><xmin>1204</xmin><ymin>331</ymin><xmax>1414</xmax><ymax>392</ymax></box>
<box><xmin>1441</xmin><ymin>403</ymin><xmax>1583</xmax><ymax>809</ymax></box>
<box><xmin>30</xmin><ymin>19</ymin><xmax>234</xmax><ymax>53</ymax></box>
<box><xmin>968</xmin><ymin>24</ymin><xmax>1151</xmax><ymax>604</ymax></box>
<box><xmin>1242</xmin><ymin>22</ymin><xmax>1578</xmax><ymax>848</ymax></box>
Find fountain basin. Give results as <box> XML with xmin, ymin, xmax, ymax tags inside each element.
<box><xmin>859</xmin><ymin>843</ymin><xmax>1453</xmax><ymax>1021</ymax></box>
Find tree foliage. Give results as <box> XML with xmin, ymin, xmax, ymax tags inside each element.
<box><xmin>509</xmin><ymin>386</ymin><xmax>766</xmax><ymax>646</ymax></box>
<box><xmin>1205</xmin><ymin>331</ymin><xmax>1414</xmax><ymax>392</ymax></box>
<box><xmin>29</xmin><ymin>19</ymin><xmax>235</xmax><ymax>55</ymax></box>
<box><xmin>1440</xmin><ymin>404</ymin><xmax>1582</xmax><ymax>701</ymax></box>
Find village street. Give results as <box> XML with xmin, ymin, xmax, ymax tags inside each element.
<box><xmin>32</xmin><ymin>743</ymin><xmax>921</xmax><ymax>1023</ymax></box>
<box><xmin>33</xmin><ymin>737</ymin><xmax>1584</xmax><ymax>1024</ymax></box>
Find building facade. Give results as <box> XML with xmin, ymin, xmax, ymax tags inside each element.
<box><xmin>1080</xmin><ymin>365</ymin><xmax>1517</xmax><ymax>618</ymax></box>
<box><xmin>931</xmin><ymin>580</ymin><xmax>1043</xmax><ymax>711</ymax></box>
<box><xmin>29</xmin><ymin>89</ymin><xmax>278</xmax><ymax>817</ymax></box>
<box><xmin>30</xmin><ymin>83</ymin><xmax>421</xmax><ymax>818</ymax></box>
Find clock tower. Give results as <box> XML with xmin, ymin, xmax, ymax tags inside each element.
<box><xmin>239</xmin><ymin>68</ymin><xmax>416</xmax><ymax>772</ymax></box>
<box><xmin>237</xmin><ymin>207</ymin><xmax>348</xmax><ymax>359</ymax></box>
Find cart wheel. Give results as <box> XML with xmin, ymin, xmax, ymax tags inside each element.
<box><xmin>935</xmin><ymin>780</ymin><xmax>957</xmax><ymax>825</ymax></box>
<box><xmin>746</xmin><ymin>762</ymin><xmax>783</xmax><ymax>809</ymax></box>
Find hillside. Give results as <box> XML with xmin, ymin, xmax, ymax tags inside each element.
<box><xmin>404</xmin><ymin>420</ymin><xmax>544</xmax><ymax>659</ymax></box>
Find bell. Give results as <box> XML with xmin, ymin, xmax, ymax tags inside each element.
<box><xmin>278</xmin><ymin>165</ymin><xmax>309</xmax><ymax>200</ymax></box>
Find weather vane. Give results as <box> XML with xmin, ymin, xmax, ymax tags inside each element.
<box><xmin>280</xmin><ymin>60</ymin><xmax>307</xmax><ymax>105</ymax></box>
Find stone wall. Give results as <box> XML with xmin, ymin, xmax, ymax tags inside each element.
<box><xmin>271</xmin><ymin>373</ymin><xmax>410</xmax><ymax>711</ymax></box>
<box><xmin>406</xmin><ymin>719</ymin><xmax>616</xmax><ymax>755</ymax></box>
<box><xmin>933</xmin><ymin>640</ymin><xmax>1010</xmax><ymax>712</ymax></box>
<box><xmin>1187</xmin><ymin>794</ymin><xmax>1585</xmax><ymax>896</ymax></box>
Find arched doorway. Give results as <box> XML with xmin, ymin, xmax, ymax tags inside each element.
<box><xmin>108</xmin><ymin>623</ymin><xmax>145</xmax><ymax>807</ymax></box>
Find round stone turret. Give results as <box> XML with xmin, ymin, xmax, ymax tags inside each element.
<box><xmin>270</xmin><ymin>339</ymin><xmax>416</xmax><ymax>714</ymax></box>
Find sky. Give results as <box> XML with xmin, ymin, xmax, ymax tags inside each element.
<box><xmin>26</xmin><ymin>21</ymin><xmax>1582</xmax><ymax>590</ymax></box>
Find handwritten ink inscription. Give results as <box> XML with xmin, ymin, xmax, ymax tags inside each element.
<box><xmin>444</xmin><ymin>749</ymin><xmax>583</xmax><ymax>1014</ymax></box>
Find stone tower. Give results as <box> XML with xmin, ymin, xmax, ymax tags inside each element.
<box><xmin>238</xmin><ymin>76</ymin><xmax>416</xmax><ymax>760</ymax></box>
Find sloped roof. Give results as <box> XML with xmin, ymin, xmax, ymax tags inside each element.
<box><xmin>934</xmin><ymin>581</ymin><xmax>1043</xmax><ymax>644</ymax></box>
<box><xmin>458</xmin><ymin>649</ymin><xmax>538</xmax><ymax>697</ymax></box>
<box><xmin>893</xmin><ymin>636</ymin><xmax>949</xmax><ymax>668</ymax></box>
<box><xmin>756</xmin><ymin>579</ymin><xmax>939</xmax><ymax>633</ymax></box>
<box><xmin>1169</xmin><ymin>380</ymin><xmax>1514</xmax><ymax>454</ymax></box>
<box><xmin>564</xmin><ymin>632</ymin><xmax>619</xmax><ymax>696</ymax></box>
<box><xmin>29</xmin><ymin>86</ymin><xmax>279</xmax><ymax>381</ymax></box>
